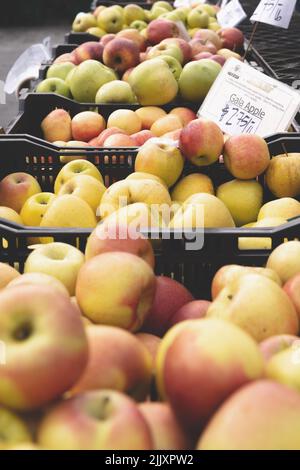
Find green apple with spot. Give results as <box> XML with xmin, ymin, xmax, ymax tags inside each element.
<box><xmin>36</xmin><ymin>78</ymin><xmax>71</xmax><ymax>98</ymax></box>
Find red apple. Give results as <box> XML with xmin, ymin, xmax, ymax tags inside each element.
<box><xmin>160</xmin><ymin>38</ymin><xmax>192</xmax><ymax>64</ymax></box>
<box><xmin>104</xmin><ymin>133</ymin><xmax>136</xmax><ymax>147</ymax></box>
<box><xmin>169</xmin><ymin>300</ymin><xmax>211</xmax><ymax>327</ymax></box>
<box><xmin>71</xmin><ymin>111</ymin><xmax>106</xmax><ymax>142</ymax></box>
<box><xmin>284</xmin><ymin>274</ymin><xmax>300</xmax><ymax>319</ymax></box>
<box><xmin>192</xmin><ymin>52</ymin><xmax>213</xmax><ymax>61</ymax></box>
<box><xmin>103</xmin><ymin>38</ymin><xmax>140</xmax><ymax>73</ymax></box>
<box><xmin>131</xmin><ymin>130</ymin><xmax>154</xmax><ymax>146</ymax></box>
<box><xmin>169</xmin><ymin>107</ymin><xmax>197</xmax><ymax>126</ymax></box>
<box><xmin>146</xmin><ymin>19</ymin><xmax>180</xmax><ymax>45</ymax></box>
<box><xmin>89</xmin><ymin>127</ymin><xmax>126</xmax><ymax>147</ymax></box>
<box><xmin>142</xmin><ymin>276</ymin><xmax>194</xmax><ymax>337</ymax></box>
<box><xmin>194</xmin><ymin>29</ymin><xmax>223</xmax><ymax>50</ymax></box>
<box><xmin>190</xmin><ymin>39</ymin><xmax>217</xmax><ymax>57</ymax></box>
<box><xmin>210</xmin><ymin>54</ymin><xmax>226</xmax><ymax>66</ymax></box>
<box><xmin>54</xmin><ymin>53</ymin><xmax>78</xmax><ymax>65</ymax></box>
<box><xmin>0</xmin><ymin>172</ymin><xmax>41</xmax><ymax>213</ymax></box>
<box><xmin>218</xmin><ymin>27</ymin><xmax>245</xmax><ymax>51</ymax></box>
<box><xmin>100</xmin><ymin>33</ymin><xmax>115</xmax><ymax>47</ymax></box>
<box><xmin>117</xmin><ymin>28</ymin><xmax>146</xmax><ymax>52</ymax></box>
<box><xmin>73</xmin><ymin>42</ymin><xmax>104</xmax><ymax>64</ymax></box>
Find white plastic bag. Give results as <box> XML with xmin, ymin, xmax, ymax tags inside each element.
<box><xmin>4</xmin><ymin>37</ymin><xmax>51</xmax><ymax>95</ymax></box>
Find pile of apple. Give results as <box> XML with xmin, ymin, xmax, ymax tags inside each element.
<box><xmin>0</xmin><ymin>113</ymin><xmax>300</xmax><ymax>243</ymax></box>
<box><xmin>36</xmin><ymin>2</ymin><xmax>244</xmax><ymax>105</ymax></box>
<box><xmin>41</xmin><ymin>105</ymin><xmax>197</xmax><ymax>149</ymax></box>
<box><xmin>2</xmin><ymin>222</ymin><xmax>300</xmax><ymax>449</ymax></box>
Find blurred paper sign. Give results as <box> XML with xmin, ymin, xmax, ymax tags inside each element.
<box><xmin>217</xmin><ymin>0</ymin><xmax>247</xmax><ymax>27</ymax></box>
<box><xmin>220</xmin><ymin>0</ymin><xmax>230</xmax><ymax>8</ymax></box>
<box><xmin>174</xmin><ymin>0</ymin><xmax>192</xmax><ymax>7</ymax></box>
<box><xmin>198</xmin><ymin>58</ymin><xmax>300</xmax><ymax>137</ymax></box>
<box><xmin>251</xmin><ymin>0</ymin><xmax>297</xmax><ymax>29</ymax></box>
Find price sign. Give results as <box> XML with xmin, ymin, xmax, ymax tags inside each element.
<box><xmin>174</xmin><ymin>0</ymin><xmax>192</xmax><ymax>7</ymax></box>
<box><xmin>217</xmin><ymin>0</ymin><xmax>247</xmax><ymax>28</ymax></box>
<box><xmin>251</xmin><ymin>0</ymin><xmax>297</xmax><ymax>29</ymax></box>
<box><xmin>198</xmin><ymin>58</ymin><xmax>300</xmax><ymax>137</ymax></box>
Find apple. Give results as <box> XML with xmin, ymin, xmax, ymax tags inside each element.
<box><xmin>95</xmin><ymin>80</ymin><xmax>137</xmax><ymax>104</ymax></box>
<box><xmin>217</xmin><ymin>179</ymin><xmax>263</xmax><ymax>227</ymax></box>
<box><xmin>73</xmin><ymin>42</ymin><xmax>103</xmax><ymax>65</ymax></box>
<box><xmin>72</xmin><ymin>12</ymin><xmax>97</xmax><ymax>32</ymax></box>
<box><xmin>100</xmin><ymin>33</ymin><xmax>116</xmax><ymax>47</ymax></box>
<box><xmin>135</xmin><ymin>106</ymin><xmax>167</xmax><ymax>129</ymax></box>
<box><xmin>171</xmin><ymin>173</ymin><xmax>214</xmax><ymax>203</ymax></box>
<box><xmin>20</xmin><ymin>192</ymin><xmax>56</xmax><ymax>226</ymax></box>
<box><xmin>179</xmin><ymin>59</ymin><xmax>221</xmax><ymax>102</ymax></box>
<box><xmin>85</xmin><ymin>219</ymin><xmax>155</xmax><ymax>268</ymax></box>
<box><xmin>107</xmin><ymin>109</ymin><xmax>142</xmax><ymax>134</ymax></box>
<box><xmin>60</xmin><ymin>140</ymin><xmax>91</xmax><ymax>164</ymax></box>
<box><xmin>150</xmin><ymin>114</ymin><xmax>183</xmax><ymax>137</ymax></box>
<box><xmin>267</xmin><ymin>241</ymin><xmax>300</xmax><ymax>285</ymax></box>
<box><xmin>155</xmin><ymin>55</ymin><xmax>183</xmax><ymax>81</ymax></box>
<box><xmin>103</xmin><ymin>38</ymin><xmax>140</xmax><ymax>73</ymax></box>
<box><xmin>146</xmin><ymin>19</ymin><xmax>180</xmax><ymax>45</ymax></box>
<box><xmin>258</xmin><ymin>198</ymin><xmax>300</xmax><ymax>221</ymax></box>
<box><xmin>224</xmin><ymin>134</ymin><xmax>271</xmax><ymax>179</ymax></box>
<box><xmin>87</xmin><ymin>27</ymin><xmax>106</xmax><ymax>38</ymax></box>
<box><xmin>192</xmin><ymin>52</ymin><xmax>213</xmax><ymax>61</ymax></box>
<box><xmin>58</xmin><ymin>175</ymin><xmax>106</xmax><ymax>212</ymax></box>
<box><xmin>139</xmin><ymin>403</ymin><xmax>191</xmax><ymax>450</ymax></box>
<box><xmin>70</xmin><ymin>60</ymin><xmax>116</xmax><ymax>102</ymax></box>
<box><xmin>187</xmin><ymin>9</ymin><xmax>209</xmax><ymax>29</ymax></box>
<box><xmin>90</xmin><ymin>127</ymin><xmax>126</xmax><ymax>147</ymax></box>
<box><xmin>131</xmin><ymin>130</ymin><xmax>154</xmax><ymax>146</ymax></box>
<box><xmin>126</xmin><ymin>172</ymin><xmax>167</xmax><ymax>187</ymax></box>
<box><xmin>160</xmin><ymin>38</ymin><xmax>192</xmax><ymax>64</ymax></box>
<box><xmin>37</xmin><ymin>390</ymin><xmax>152</xmax><ymax>450</ymax></box>
<box><xmin>162</xmin><ymin>129</ymin><xmax>182</xmax><ymax>141</ymax></box>
<box><xmin>46</xmin><ymin>62</ymin><xmax>75</xmax><ymax>81</ymax></box>
<box><xmin>0</xmin><ymin>284</ymin><xmax>88</xmax><ymax>410</ymax></box>
<box><xmin>217</xmin><ymin>48</ymin><xmax>242</xmax><ymax>61</ymax></box>
<box><xmin>142</xmin><ymin>276</ymin><xmax>194</xmax><ymax>337</ymax></box>
<box><xmin>0</xmin><ymin>206</ymin><xmax>23</xmax><ymax>224</ymax></box>
<box><xmin>117</xmin><ymin>28</ymin><xmax>146</xmax><ymax>52</ymax></box>
<box><xmin>260</xmin><ymin>335</ymin><xmax>298</xmax><ymax>361</ymax></box>
<box><xmin>0</xmin><ymin>263</ymin><xmax>20</xmax><ymax>289</ymax></box>
<box><xmin>284</xmin><ymin>274</ymin><xmax>300</xmax><ymax>319</ymax></box>
<box><xmin>41</xmin><ymin>109</ymin><xmax>72</xmax><ymax>143</ymax></box>
<box><xmin>179</xmin><ymin>118</ymin><xmax>224</xmax><ymax>167</ymax></box>
<box><xmin>198</xmin><ymin>380</ymin><xmax>300</xmax><ymax>450</ymax></box>
<box><xmin>130</xmin><ymin>20</ymin><xmax>148</xmax><ymax>32</ymax></box>
<box><xmin>93</xmin><ymin>5</ymin><xmax>106</xmax><ymax>17</ymax></box>
<box><xmin>169</xmin><ymin>107</ymin><xmax>197</xmax><ymax>126</ymax></box>
<box><xmin>218</xmin><ymin>27</ymin><xmax>244</xmax><ymax>51</ymax></box>
<box><xmin>211</xmin><ymin>265</ymin><xmax>282</xmax><ymax>300</ymax></box>
<box><xmin>123</xmin><ymin>4</ymin><xmax>146</xmax><ymax>25</ymax></box>
<box><xmin>147</xmin><ymin>43</ymin><xmax>184</xmax><ymax>64</ymax></box>
<box><xmin>156</xmin><ymin>318</ymin><xmax>264</xmax><ymax>434</ymax></box>
<box><xmin>0</xmin><ymin>172</ymin><xmax>41</xmax><ymax>213</ymax></box>
<box><xmin>129</xmin><ymin>58</ymin><xmax>178</xmax><ymax>106</ymax></box>
<box><xmin>169</xmin><ymin>300</ymin><xmax>211</xmax><ymax>327</ymax></box>
<box><xmin>71</xmin><ymin>111</ymin><xmax>106</xmax><ymax>142</ymax></box>
<box><xmin>76</xmin><ymin>252</ymin><xmax>156</xmax><ymax>331</ymax></box>
<box><xmin>122</xmin><ymin>67</ymin><xmax>135</xmax><ymax>82</ymax></box>
<box><xmin>54</xmin><ymin>159</ymin><xmax>103</xmax><ymax>194</ymax></box>
<box><xmin>170</xmin><ymin>193</ymin><xmax>235</xmax><ymax>229</ymax></box>
<box><xmin>194</xmin><ymin>29</ymin><xmax>223</xmax><ymax>50</ymax></box>
<box><xmin>70</xmin><ymin>325</ymin><xmax>152</xmax><ymax>400</ymax></box>
<box><xmin>97</xmin><ymin>6</ymin><xmax>124</xmax><ymax>34</ymax></box>
<box><xmin>7</xmin><ymin>272</ymin><xmax>69</xmax><ymax>298</ymax></box>
<box><xmin>0</xmin><ymin>407</ymin><xmax>32</xmax><ymax>449</ymax></box>
<box><xmin>135</xmin><ymin>142</ymin><xmax>184</xmax><ymax>187</ymax></box>
<box><xmin>266</xmin><ymin>153</ymin><xmax>300</xmax><ymax>198</ymax></box>
<box><xmin>24</xmin><ymin>242</ymin><xmax>84</xmax><ymax>295</ymax></box>
<box><xmin>189</xmin><ymin>38</ymin><xmax>217</xmax><ymax>57</ymax></box>
<box><xmin>36</xmin><ymin>78</ymin><xmax>71</xmax><ymax>98</ymax></box>
<box><xmin>104</xmin><ymin>133</ymin><xmax>136</xmax><ymax>147</ymax></box>
<box><xmin>208</xmin><ymin>274</ymin><xmax>299</xmax><ymax>342</ymax></box>
<box><xmin>136</xmin><ymin>333</ymin><xmax>161</xmax><ymax>370</ymax></box>
<box><xmin>53</xmin><ymin>53</ymin><xmax>77</xmax><ymax>65</ymax></box>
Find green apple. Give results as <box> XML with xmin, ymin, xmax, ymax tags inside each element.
<box><xmin>70</xmin><ymin>60</ymin><xmax>116</xmax><ymax>102</ymax></box>
<box><xmin>72</xmin><ymin>12</ymin><xmax>97</xmax><ymax>32</ymax></box>
<box><xmin>179</xmin><ymin>59</ymin><xmax>221</xmax><ymax>102</ymax></box>
<box><xmin>36</xmin><ymin>78</ymin><xmax>71</xmax><ymax>98</ymax></box>
<box><xmin>124</xmin><ymin>4</ymin><xmax>146</xmax><ymax>25</ymax></box>
<box><xmin>149</xmin><ymin>6</ymin><xmax>170</xmax><ymax>21</ymax></box>
<box><xmin>217</xmin><ymin>179</ymin><xmax>264</xmax><ymax>227</ymax></box>
<box><xmin>95</xmin><ymin>80</ymin><xmax>137</xmax><ymax>104</ymax></box>
<box><xmin>154</xmin><ymin>1</ymin><xmax>173</xmax><ymax>12</ymax></box>
<box><xmin>202</xmin><ymin>4</ymin><xmax>217</xmax><ymax>17</ymax></box>
<box><xmin>0</xmin><ymin>407</ymin><xmax>32</xmax><ymax>449</ymax></box>
<box><xmin>87</xmin><ymin>27</ymin><xmax>106</xmax><ymax>38</ymax></box>
<box><xmin>65</xmin><ymin>67</ymin><xmax>77</xmax><ymax>88</ymax></box>
<box><xmin>129</xmin><ymin>58</ymin><xmax>178</xmax><ymax>106</ymax></box>
<box><xmin>46</xmin><ymin>62</ymin><xmax>75</xmax><ymax>81</ymax></box>
<box><xmin>157</xmin><ymin>55</ymin><xmax>182</xmax><ymax>82</ymax></box>
<box><xmin>130</xmin><ymin>20</ymin><xmax>148</xmax><ymax>32</ymax></box>
<box><xmin>147</xmin><ymin>44</ymin><xmax>184</xmax><ymax>64</ymax></box>
<box><xmin>97</xmin><ymin>6</ymin><xmax>124</xmax><ymax>33</ymax></box>
<box><xmin>187</xmin><ymin>9</ymin><xmax>209</xmax><ymax>29</ymax></box>
<box><xmin>163</xmin><ymin>11</ymin><xmax>185</xmax><ymax>22</ymax></box>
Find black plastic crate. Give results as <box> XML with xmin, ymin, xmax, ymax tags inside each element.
<box><xmin>0</xmin><ymin>133</ymin><xmax>300</xmax><ymax>299</ymax></box>
<box><xmin>65</xmin><ymin>32</ymin><xmax>100</xmax><ymax>45</ymax></box>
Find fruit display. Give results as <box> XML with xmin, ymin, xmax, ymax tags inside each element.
<box><xmin>34</xmin><ymin>3</ymin><xmax>245</xmax><ymax>105</ymax></box>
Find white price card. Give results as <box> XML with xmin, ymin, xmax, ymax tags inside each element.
<box><xmin>217</xmin><ymin>0</ymin><xmax>247</xmax><ymax>28</ymax></box>
<box><xmin>198</xmin><ymin>58</ymin><xmax>300</xmax><ymax>137</ymax></box>
<box><xmin>174</xmin><ymin>0</ymin><xmax>192</xmax><ymax>8</ymax></box>
<box><xmin>251</xmin><ymin>0</ymin><xmax>297</xmax><ymax>29</ymax></box>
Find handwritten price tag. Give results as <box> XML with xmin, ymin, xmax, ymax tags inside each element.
<box><xmin>198</xmin><ymin>58</ymin><xmax>300</xmax><ymax>137</ymax></box>
<box><xmin>251</xmin><ymin>0</ymin><xmax>297</xmax><ymax>29</ymax></box>
<box><xmin>217</xmin><ymin>0</ymin><xmax>247</xmax><ymax>28</ymax></box>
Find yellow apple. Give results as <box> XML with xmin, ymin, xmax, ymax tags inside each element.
<box><xmin>20</xmin><ymin>192</ymin><xmax>56</xmax><ymax>226</ymax></box>
<box><xmin>258</xmin><ymin>198</ymin><xmax>300</xmax><ymax>221</ymax></box>
<box><xmin>54</xmin><ymin>160</ymin><xmax>104</xmax><ymax>194</ymax></box>
<box><xmin>171</xmin><ymin>173</ymin><xmax>214</xmax><ymax>203</ymax></box>
<box><xmin>267</xmin><ymin>241</ymin><xmax>300</xmax><ymax>284</ymax></box>
<box><xmin>0</xmin><ymin>206</ymin><xmax>23</xmax><ymax>224</ymax></box>
<box><xmin>266</xmin><ymin>153</ymin><xmax>300</xmax><ymax>198</ymax></box>
<box><xmin>58</xmin><ymin>175</ymin><xmax>106</xmax><ymax>213</ymax></box>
